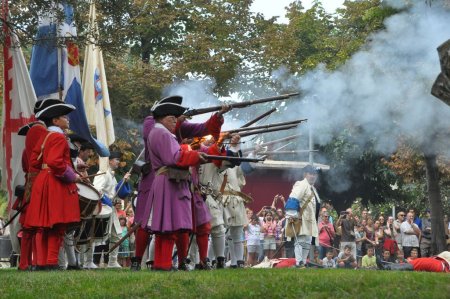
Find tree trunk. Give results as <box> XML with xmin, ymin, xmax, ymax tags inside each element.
<box><xmin>423</xmin><ymin>154</ymin><xmax>447</xmax><ymax>254</ymax></box>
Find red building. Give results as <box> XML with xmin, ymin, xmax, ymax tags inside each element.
<box><xmin>242</xmin><ymin>160</ymin><xmax>329</xmax><ymax>212</ymax></box>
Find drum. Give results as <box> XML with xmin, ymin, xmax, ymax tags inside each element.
<box><xmin>77</xmin><ymin>182</ymin><xmax>101</xmax><ymax>219</ymax></box>
<box><xmin>74</xmin><ymin>205</ymin><xmax>112</xmax><ymax>245</ymax></box>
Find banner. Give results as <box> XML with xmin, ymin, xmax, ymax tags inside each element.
<box><xmin>82</xmin><ymin>3</ymin><xmax>115</xmax><ymax>170</ymax></box>
<box><xmin>29</xmin><ymin>2</ymin><xmax>109</xmax><ymax>157</ymax></box>
<box><xmin>0</xmin><ymin>0</ymin><xmax>37</xmax><ymax>210</ymax></box>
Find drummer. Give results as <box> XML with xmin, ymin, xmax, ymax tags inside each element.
<box><xmin>92</xmin><ymin>151</ymin><xmax>131</xmax><ymax>268</ymax></box>
<box><xmin>23</xmin><ymin>99</ymin><xmax>82</xmax><ymax>270</ymax></box>
<box><xmin>58</xmin><ymin>135</ymin><xmax>95</xmax><ymax>270</ymax></box>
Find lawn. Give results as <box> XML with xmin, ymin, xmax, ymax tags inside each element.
<box><xmin>0</xmin><ymin>268</ymin><xmax>449</xmax><ymax>299</ymax></box>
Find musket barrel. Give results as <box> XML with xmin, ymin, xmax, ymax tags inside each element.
<box><xmin>183</xmin><ymin>92</ymin><xmax>300</xmax><ymax>117</ymax></box>
<box><xmin>239</xmin><ymin>124</ymin><xmax>298</xmax><ymax>138</ymax></box>
<box><xmin>243</xmin><ymin>134</ymin><xmax>302</xmax><ymax>153</ymax></box>
<box><xmin>241</xmin><ymin>108</ymin><xmax>277</xmax><ymax>128</ymax></box>
<box><xmin>223</xmin><ymin>119</ymin><xmax>307</xmax><ymax>135</ymax></box>
<box><xmin>204</xmin><ymin>155</ymin><xmax>265</xmax><ymax>163</ymax></box>
<box><xmin>259</xmin><ymin>150</ymin><xmax>319</xmax><ymax>155</ymax></box>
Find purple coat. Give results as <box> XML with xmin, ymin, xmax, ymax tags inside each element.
<box><xmin>148</xmin><ymin>124</ymin><xmax>194</xmax><ymax>233</ymax></box>
<box><xmin>135</xmin><ymin>116</ymin><xmax>211</xmax><ymax>230</ymax></box>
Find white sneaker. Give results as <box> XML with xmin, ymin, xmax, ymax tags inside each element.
<box><xmin>83</xmin><ymin>262</ymin><xmax>98</xmax><ymax>269</ymax></box>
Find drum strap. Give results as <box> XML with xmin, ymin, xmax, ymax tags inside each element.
<box><xmin>37</xmin><ymin>131</ymin><xmax>55</xmax><ymax>161</ymax></box>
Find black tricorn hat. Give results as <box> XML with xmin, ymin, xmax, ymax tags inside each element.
<box><xmin>17</xmin><ymin>121</ymin><xmax>43</xmax><ymax>136</ymax></box>
<box><xmin>151</xmin><ymin>95</ymin><xmax>186</xmax><ymax>118</ymax></box>
<box><xmin>35</xmin><ymin>98</ymin><xmax>76</xmax><ymax>120</ymax></box>
<box><xmin>109</xmin><ymin>151</ymin><xmax>123</xmax><ymax>160</ymax></box>
<box><xmin>68</xmin><ymin>133</ymin><xmax>87</xmax><ymax>143</ymax></box>
<box><xmin>303</xmin><ymin>164</ymin><xmax>319</xmax><ymax>174</ymax></box>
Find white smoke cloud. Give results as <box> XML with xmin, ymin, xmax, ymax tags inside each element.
<box><xmin>275</xmin><ymin>2</ymin><xmax>450</xmax><ymax>155</ymax></box>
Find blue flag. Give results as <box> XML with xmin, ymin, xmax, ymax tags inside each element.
<box><xmin>29</xmin><ymin>3</ymin><xmax>109</xmax><ymax>157</ymax></box>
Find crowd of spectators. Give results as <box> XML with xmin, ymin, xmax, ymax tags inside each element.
<box><xmin>244</xmin><ymin>197</ymin><xmax>450</xmax><ymax>269</ymax></box>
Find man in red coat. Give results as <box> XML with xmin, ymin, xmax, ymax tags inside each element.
<box><xmin>24</xmin><ymin>99</ymin><xmax>83</xmax><ymax>270</ymax></box>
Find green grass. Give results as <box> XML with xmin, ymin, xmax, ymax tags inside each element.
<box><xmin>0</xmin><ymin>268</ymin><xmax>449</xmax><ymax>299</ymax></box>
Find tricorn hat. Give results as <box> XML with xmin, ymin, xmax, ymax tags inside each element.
<box><xmin>17</xmin><ymin>121</ymin><xmax>43</xmax><ymax>136</ymax></box>
<box><xmin>109</xmin><ymin>151</ymin><xmax>122</xmax><ymax>160</ymax></box>
<box><xmin>303</xmin><ymin>164</ymin><xmax>319</xmax><ymax>174</ymax></box>
<box><xmin>35</xmin><ymin>98</ymin><xmax>76</xmax><ymax>120</ymax></box>
<box><xmin>151</xmin><ymin>95</ymin><xmax>186</xmax><ymax>118</ymax></box>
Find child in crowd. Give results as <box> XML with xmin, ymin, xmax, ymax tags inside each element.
<box><xmin>407</xmin><ymin>248</ymin><xmax>419</xmax><ymax>263</ymax></box>
<box><xmin>308</xmin><ymin>248</ymin><xmax>323</xmax><ymax>267</ymax></box>
<box><xmin>322</xmin><ymin>249</ymin><xmax>336</xmax><ymax>268</ymax></box>
<box><xmin>245</xmin><ymin>215</ymin><xmax>261</xmax><ymax>266</ymax></box>
<box><xmin>118</xmin><ymin>216</ymin><xmax>130</xmax><ymax>267</ymax></box>
<box><xmin>337</xmin><ymin>245</ymin><xmax>357</xmax><ymax>269</ymax></box>
<box><xmin>361</xmin><ymin>245</ymin><xmax>377</xmax><ymax>269</ymax></box>
<box><xmin>395</xmin><ymin>249</ymin><xmax>407</xmax><ymax>264</ymax></box>
<box><xmin>262</xmin><ymin>211</ymin><xmax>277</xmax><ymax>259</ymax></box>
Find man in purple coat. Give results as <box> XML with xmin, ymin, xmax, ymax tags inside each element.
<box><xmin>132</xmin><ymin>96</ymin><xmax>228</xmax><ymax>270</ymax></box>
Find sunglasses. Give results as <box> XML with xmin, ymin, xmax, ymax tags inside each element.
<box><xmin>399</xmin><ymin>214</ymin><xmax>405</xmax><ymax>217</ymax></box>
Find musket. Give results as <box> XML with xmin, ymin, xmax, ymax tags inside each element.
<box><xmin>222</xmin><ymin>119</ymin><xmax>307</xmax><ymax>135</ymax></box>
<box><xmin>204</xmin><ymin>155</ymin><xmax>266</xmax><ymax>163</ymax></box>
<box><xmin>258</xmin><ymin>150</ymin><xmax>319</xmax><ymax>155</ymax></box>
<box><xmin>243</xmin><ymin>133</ymin><xmax>302</xmax><ymax>153</ymax></box>
<box><xmin>2</xmin><ymin>202</ymin><xmax>28</xmax><ymax>229</ymax></box>
<box><xmin>241</xmin><ymin>108</ymin><xmax>277</xmax><ymax>128</ymax></box>
<box><xmin>183</xmin><ymin>93</ymin><xmax>300</xmax><ymax>117</ymax></box>
<box><xmin>110</xmin><ymin>148</ymin><xmax>145</xmax><ymax>203</ymax></box>
<box><xmin>106</xmin><ymin>222</ymin><xmax>141</xmax><ymax>255</ymax></box>
<box><xmin>238</xmin><ymin>124</ymin><xmax>299</xmax><ymax>138</ymax></box>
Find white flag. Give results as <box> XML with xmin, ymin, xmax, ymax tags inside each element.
<box><xmin>1</xmin><ymin>1</ymin><xmax>37</xmax><ymax>251</ymax></box>
<box><xmin>82</xmin><ymin>2</ymin><xmax>115</xmax><ymax>171</ymax></box>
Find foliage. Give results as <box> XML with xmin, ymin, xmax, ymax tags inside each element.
<box><xmin>0</xmin><ymin>268</ymin><xmax>449</xmax><ymax>298</ymax></box>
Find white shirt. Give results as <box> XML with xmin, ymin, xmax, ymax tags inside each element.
<box><xmin>400</xmin><ymin>221</ymin><xmax>419</xmax><ymax>247</ymax></box>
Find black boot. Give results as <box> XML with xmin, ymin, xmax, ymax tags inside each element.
<box><xmin>130</xmin><ymin>257</ymin><xmax>142</xmax><ymax>271</ymax></box>
<box><xmin>237</xmin><ymin>260</ymin><xmax>245</xmax><ymax>268</ymax></box>
<box><xmin>198</xmin><ymin>258</ymin><xmax>212</xmax><ymax>270</ymax></box>
<box><xmin>216</xmin><ymin>256</ymin><xmax>225</xmax><ymax>269</ymax></box>
<box><xmin>178</xmin><ymin>258</ymin><xmax>191</xmax><ymax>271</ymax></box>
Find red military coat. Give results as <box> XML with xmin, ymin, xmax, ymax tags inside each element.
<box><xmin>24</xmin><ymin>130</ymin><xmax>80</xmax><ymax>228</ymax></box>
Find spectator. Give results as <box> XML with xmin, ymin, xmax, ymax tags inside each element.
<box><xmin>118</xmin><ymin>216</ymin><xmax>130</xmax><ymax>267</ymax></box>
<box><xmin>395</xmin><ymin>249</ymin><xmax>407</xmax><ymax>264</ymax></box>
<box><xmin>393</xmin><ymin>211</ymin><xmax>405</xmax><ymax>250</ymax></box>
<box><xmin>337</xmin><ymin>208</ymin><xmax>357</xmax><ymax>260</ymax></box>
<box><xmin>0</xmin><ymin>216</ymin><xmax>4</xmax><ymax>236</ymax></box>
<box><xmin>361</xmin><ymin>209</ymin><xmax>369</xmax><ymax>222</ymax></box>
<box><xmin>361</xmin><ymin>245</ymin><xmax>377</xmax><ymax>269</ymax></box>
<box><xmin>409</xmin><ymin>208</ymin><xmax>422</xmax><ymax>230</ymax></box>
<box><xmin>262</xmin><ymin>211</ymin><xmax>277</xmax><ymax>259</ymax></box>
<box><xmin>245</xmin><ymin>215</ymin><xmax>261</xmax><ymax>266</ymax></box>
<box><xmin>337</xmin><ymin>245</ymin><xmax>357</xmax><ymax>269</ymax></box>
<box><xmin>378</xmin><ymin>214</ymin><xmax>385</xmax><ymax>227</ymax></box>
<box><xmin>400</xmin><ymin>212</ymin><xmax>421</xmax><ymax>258</ymax></box>
<box><xmin>407</xmin><ymin>248</ymin><xmax>419</xmax><ymax>263</ymax></box>
<box><xmin>355</xmin><ymin>224</ymin><xmax>366</xmax><ymax>266</ymax></box>
<box><xmin>309</xmin><ymin>249</ymin><xmax>322</xmax><ymax>267</ymax></box>
<box><xmin>273</xmin><ymin>214</ymin><xmax>284</xmax><ymax>258</ymax></box>
<box><xmin>115</xmin><ymin>202</ymin><xmax>126</xmax><ymax>219</ymax></box>
<box><xmin>246</xmin><ymin>208</ymin><xmax>253</xmax><ymax>222</ymax></box>
<box><xmin>377</xmin><ymin>249</ymin><xmax>394</xmax><ymax>269</ymax></box>
<box><xmin>322</xmin><ymin>249</ymin><xmax>336</xmax><ymax>268</ymax></box>
<box><xmin>318</xmin><ymin>211</ymin><xmax>335</xmax><ymax>259</ymax></box>
<box><xmin>374</xmin><ymin>220</ymin><xmax>384</xmax><ymax>256</ymax></box>
<box><xmin>364</xmin><ymin>218</ymin><xmax>377</xmax><ymax>253</ymax></box>
<box><xmin>420</xmin><ymin>209</ymin><xmax>432</xmax><ymax>257</ymax></box>
<box><xmin>383</xmin><ymin>216</ymin><xmax>398</xmax><ymax>257</ymax></box>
